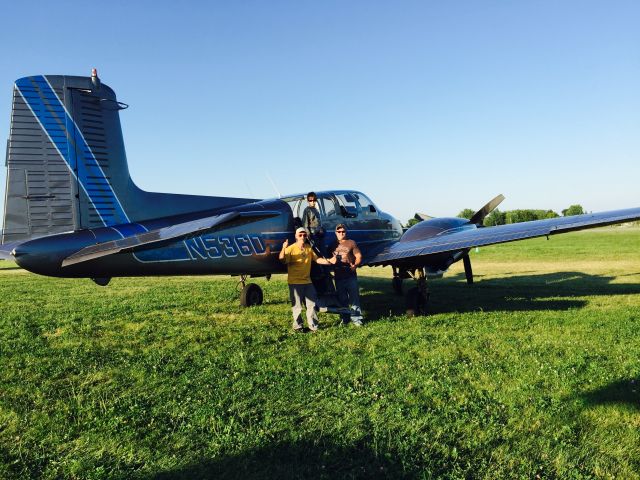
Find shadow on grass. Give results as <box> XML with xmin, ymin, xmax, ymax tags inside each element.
<box><xmin>0</xmin><ymin>264</ymin><xmax>21</xmax><ymax>270</ymax></box>
<box><xmin>580</xmin><ymin>379</ymin><xmax>640</xmax><ymax>411</ymax></box>
<box><xmin>358</xmin><ymin>271</ymin><xmax>640</xmax><ymax>320</ymax></box>
<box><xmin>150</xmin><ymin>439</ymin><xmax>415</xmax><ymax>479</ymax></box>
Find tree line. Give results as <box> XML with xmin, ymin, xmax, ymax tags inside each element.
<box><xmin>465</xmin><ymin>204</ymin><xmax>585</xmax><ymax>226</ymax></box>
<box><xmin>406</xmin><ymin>205</ymin><xmax>586</xmax><ymax>227</ymax></box>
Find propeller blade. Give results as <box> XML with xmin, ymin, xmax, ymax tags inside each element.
<box><xmin>463</xmin><ymin>254</ymin><xmax>473</xmax><ymax>284</ymax></box>
<box><xmin>469</xmin><ymin>194</ymin><xmax>505</xmax><ymax>225</ymax></box>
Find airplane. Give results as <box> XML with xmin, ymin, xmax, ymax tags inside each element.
<box><xmin>1</xmin><ymin>71</ymin><xmax>639</xmax><ymax>315</ymax></box>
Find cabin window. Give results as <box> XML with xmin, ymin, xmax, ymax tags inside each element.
<box><xmin>354</xmin><ymin>193</ymin><xmax>377</xmax><ymax>215</ymax></box>
<box><xmin>319</xmin><ymin>195</ymin><xmax>339</xmax><ymax>218</ymax></box>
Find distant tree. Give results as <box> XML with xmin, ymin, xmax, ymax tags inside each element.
<box><xmin>406</xmin><ymin>217</ymin><xmax>421</xmax><ymax>228</ymax></box>
<box><xmin>562</xmin><ymin>205</ymin><xmax>584</xmax><ymax>216</ymax></box>
<box><xmin>483</xmin><ymin>209</ymin><xmax>506</xmax><ymax>226</ymax></box>
<box><xmin>457</xmin><ymin>208</ymin><xmax>475</xmax><ymax>220</ymax></box>
<box><xmin>502</xmin><ymin>209</ymin><xmax>560</xmax><ymax>224</ymax></box>
<box><xmin>506</xmin><ymin>209</ymin><xmax>539</xmax><ymax>224</ymax></box>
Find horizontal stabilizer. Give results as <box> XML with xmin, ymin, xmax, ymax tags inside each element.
<box><xmin>62</xmin><ymin>210</ymin><xmax>280</xmax><ymax>267</ymax></box>
<box><xmin>0</xmin><ymin>248</ymin><xmax>14</xmax><ymax>261</ymax></box>
<box><xmin>0</xmin><ymin>241</ymin><xmax>23</xmax><ymax>260</ymax></box>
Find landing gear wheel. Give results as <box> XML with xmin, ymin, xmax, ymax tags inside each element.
<box><xmin>405</xmin><ymin>287</ymin><xmax>428</xmax><ymax>317</ymax></box>
<box><xmin>91</xmin><ymin>277</ymin><xmax>111</xmax><ymax>287</ymax></box>
<box><xmin>240</xmin><ymin>283</ymin><xmax>263</xmax><ymax>307</ymax></box>
<box><xmin>392</xmin><ymin>276</ymin><xmax>403</xmax><ymax>296</ymax></box>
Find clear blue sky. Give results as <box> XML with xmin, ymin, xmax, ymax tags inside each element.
<box><xmin>1</xmin><ymin>0</ymin><xmax>638</xmax><ymax>223</ymax></box>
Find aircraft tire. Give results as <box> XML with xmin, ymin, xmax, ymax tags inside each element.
<box><xmin>405</xmin><ymin>287</ymin><xmax>427</xmax><ymax>317</ymax></box>
<box><xmin>91</xmin><ymin>277</ymin><xmax>111</xmax><ymax>287</ymax></box>
<box><xmin>240</xmin><ymin>283</ymin><xmax>263</xmax><ymax>307</ymax></box>
<box><xmin>392</xmin><ymin>276</ymin><xmax>403</xmax><ymax>296</ymax></box>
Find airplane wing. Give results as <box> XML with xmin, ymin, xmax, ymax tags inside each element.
<box><xmin>61</xmin><ymin>210</ymin><xmax>280</xmax><ymax>267</ymax></box>
<box><xmin>366</xmin><ymin>207</ymin><xmax>640</xmax><ymax>266</ymax></box>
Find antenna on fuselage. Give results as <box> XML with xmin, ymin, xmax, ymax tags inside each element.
<box><xmin>244</xmin><ymin>179</ymin><xmax>254</xmax><ymax>198</ymax></box>
<box><xmin>266</xmin><ymin>171</ymin><xmax>282</xmax><ymax>198</ymax></box>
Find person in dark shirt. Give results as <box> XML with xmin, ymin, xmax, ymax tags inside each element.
<box><xmin>302</xmin><ymin>192</ymin><xmax>327</xmax><ymax>260</ymax></box>
<box><xmin>330</xmin><ymin>223</ymin><xmax>363</xmax><ymax>326</ymax></box>
<box><xmin>302</xmin><ymin>192</ymin><xmax>322</xmax><ymax>235</ymax></box>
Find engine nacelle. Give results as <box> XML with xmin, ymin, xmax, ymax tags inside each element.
<box><xmin>396</xmin><ymin>217</ymin><xmax>477</xmax><ymax>274</ymax></box>
<box><xmin>401</xmin><ymin>217</ymin><xmax>472</xmax><ymax>242</ymax></box>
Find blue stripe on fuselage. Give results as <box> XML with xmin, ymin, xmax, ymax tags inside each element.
<box><xmin>112</xmin><ymin>223</ymin><xmax>148</xmax><ymax>237</ymax></box>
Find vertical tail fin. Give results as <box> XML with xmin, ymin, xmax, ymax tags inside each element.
<box><xmin>3</xmin><ymin>72</ymin><xmax>255</xmax><ymax>243</ymax></box>
<box><xmin>3</xmin><ymin>73</ymin><xmax>131</xmax><ymax>242</ymax></box>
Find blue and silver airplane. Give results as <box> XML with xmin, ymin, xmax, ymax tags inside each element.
<box><xmin>2</xmin><ymin>71</ymin><xmax>639</xmax><ymax>313</ymax></box>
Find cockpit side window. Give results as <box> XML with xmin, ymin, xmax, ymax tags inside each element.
<box><xmin>283</xmin><ymin>198</ymin><xmax>301</xmax><ymax>217</ymax></box>
<box><xmin>336</xmin><ymin>193</ymin><xmax>359</xmax><ymax>218</ymax></box>
<box><xmin>354</xmin><ymin>192</ymin><xmax>377</xmax><ymax>215</ymax></box>
<box><xmin>282</xmin><ymin>195</ymin><xmax>306</xmax><ymax>227</ymax></box>
<box><xmin>319</xmin><ymin>195</ymin><xmax>338</xmax><ymax>218</ymax></box>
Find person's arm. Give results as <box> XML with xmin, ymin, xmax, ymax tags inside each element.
<box><xmin>351</xmin><ymin>243</ymin><xmax>362</xmax><ymax>271</ymax></box>
<box><xmin>312</xmin><ymin>247</ymin><xmax>336</xmax><ymax>265</ymax></box>
<box><xmin>316</xmin><ymin>255</ymin><xmax>336</xmax><ymax>266</ymax></box>
<box><xmin>279</xmin><ymin>239</ymin><xmax>289</xmax><ymax>263</ymax></box>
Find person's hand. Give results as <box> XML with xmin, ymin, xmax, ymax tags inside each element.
<box><xmin>282</xmin><ymin>239</ymin><xmax>289</xmax><ymax>250</ymax></box>
<box><xmin>350</xmin><ymin>263</ymin><xmax>358</xmax><ymax>272</ymax></box>
<box><xmin>329</xmin><ymin>255</ymin><xmax>337</xmax><ymax>264</ymax></box>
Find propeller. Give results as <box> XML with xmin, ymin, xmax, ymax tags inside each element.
<box><xmin>463</xmin><ymin>194</ymin><xmax>505</xmax><ymax>284</ymax></box>
<box><xmin>468</xmin><ymin>194</ymin><xmax>505</xmax><ymax>226</ymax></box>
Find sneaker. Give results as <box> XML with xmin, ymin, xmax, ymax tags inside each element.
<box><xmin>293</xmin><ymin>326</ymin><xmax>304</xmax><ymax>333</ymax></box>
<box><xmin>308</xmin><ymin>325</ymin><xmax>319</xmax><ymax>332</ymax></box>
<box><xmin>351</xmin><ymin>320</ymin><xmax>363</xmax><ymax>327</ymax></box>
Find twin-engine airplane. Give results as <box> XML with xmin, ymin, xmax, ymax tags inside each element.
<box><xmin>2</xmin><ymin>72</ymin><xmax>639</xmax><ymax>314</ymax></box>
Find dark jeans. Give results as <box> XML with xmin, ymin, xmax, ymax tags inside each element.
<box><xmin>335</xmin><ymin>275</ymin><xmax>363</xmax><ymax>324</ymax></box>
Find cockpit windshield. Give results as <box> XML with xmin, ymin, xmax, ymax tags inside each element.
<box><xmin>282</xmin><ymin>191</ymin><xmax>378</xmax><ymax>226</ymax></box>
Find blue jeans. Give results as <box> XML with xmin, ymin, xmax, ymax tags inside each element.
<box><xmin>289</xmin><ymin>283</ymin><xmax>319</xmax><ymax>330</ymax></box>
<box><xmin>335</xmin><ymin>275</ymin><xmax>363</xmax><ymax>324</ymax></box>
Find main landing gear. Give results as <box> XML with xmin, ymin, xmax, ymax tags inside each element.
<box><xmin>393</xmin><ymin>267</ymin><xmax>430</xmax><ymax>316</ymax></box>
<box><xmin>239</xmin><ymin>275</ymin><xmax>264</xmax><ymax>307</ymax></box>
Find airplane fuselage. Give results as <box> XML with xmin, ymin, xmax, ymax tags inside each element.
<box><xmin>11</xmin><ymin>191</ymin><xmax>407</xmax><ymax>278</ymax></box>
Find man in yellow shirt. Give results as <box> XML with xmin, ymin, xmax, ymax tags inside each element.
<box><xmin>280</xmin><ymin>227</ymin><xmax>335</xmax><ymax>332</ymax></box>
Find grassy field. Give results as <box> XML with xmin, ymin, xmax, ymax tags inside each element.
<box><xmin>1</xmin><ymin>227</ymin><xmax>639</xmax><ymax>479</ymax></box>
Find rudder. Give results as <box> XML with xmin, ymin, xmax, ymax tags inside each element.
<box><xmin>3</xmin><ymin>73</ymin><xmax>131</xmax><ymax>242</ymax></box>
<box><xmin>3</xmin><ymin>72</ymin><xmax>254</xmax><ymax>244</ymax></box>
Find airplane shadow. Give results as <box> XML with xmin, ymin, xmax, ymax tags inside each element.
<box><xmin>578</xmin><ymin>378</ymin><xmax>640</xmax><ymax>411</ymax></box>
<box><xmin>357</xmin><ymin>271</ymin><xmax>640</xmax><ymax>320</ymax></box>
<box><xmin>150</xmin><ymin>439</ymin><xmax>415</xmax><ymax>480</ymax></box>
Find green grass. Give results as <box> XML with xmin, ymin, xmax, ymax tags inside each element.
<box><xmin>1</xmin><ymin>227</ymin><xmax>639</xmax><ymax>479</ymax></box>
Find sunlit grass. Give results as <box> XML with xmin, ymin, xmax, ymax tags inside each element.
<box><xmin>1</xmin><ymin>227</ymin><xmax>639</xmax><ymax>479</ymax></box>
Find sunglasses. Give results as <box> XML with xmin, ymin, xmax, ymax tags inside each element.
<box><xmin>336</xmin><ymin>230</ymin><xmax>346</xmax><ymax>233</ymax></box>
